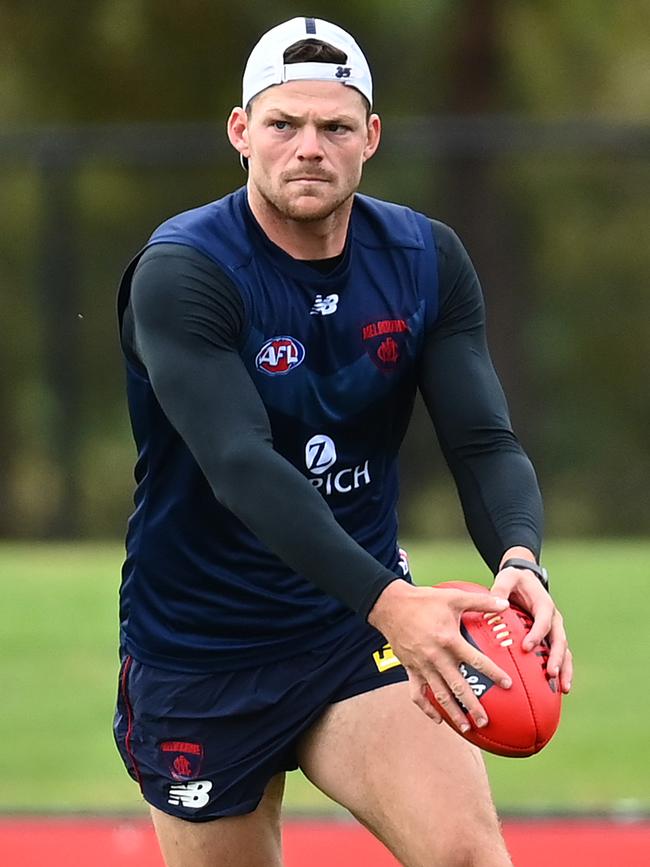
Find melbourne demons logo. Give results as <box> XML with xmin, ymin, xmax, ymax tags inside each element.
<box><xmin>160</xmin><ymin>741</ymin><xmax>204</xmax><ymax>781</ymax></box>
<box><xmin>361</xmin><ymin>318</ymin><xmax>409</xmax><ymax>371</ymax></box>
<box><xmin>255</xmin><ymin>336</ymin><xmax>305</xmax><ymax>376</ymax></box>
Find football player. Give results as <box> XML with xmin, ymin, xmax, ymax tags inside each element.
<box><xmin>114</xmin><ymin>17</ymin><xmax>572</xmax><ymax>867</ymax></box>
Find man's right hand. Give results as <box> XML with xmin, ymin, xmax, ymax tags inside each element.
<box><xmin>367</xmin><ymin>580</ymin><xmax>512</xmax><ymax>732</ymax></box>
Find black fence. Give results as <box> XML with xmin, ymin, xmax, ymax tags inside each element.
<box><xmin>1</xmin><ymin>116</ymin><xmax>648</xmax><ymax>538</ymax></box>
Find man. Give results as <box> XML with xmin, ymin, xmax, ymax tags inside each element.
<box><xmin>114</xmin><ymin>17</ymin><xmax>572</xmax><ymax>867</ymax></box>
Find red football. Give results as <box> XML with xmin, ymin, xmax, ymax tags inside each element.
<box><xmin>425</xmin><ymin>581</ymin><xmax>562</xmax><ymax>757</ymax></box>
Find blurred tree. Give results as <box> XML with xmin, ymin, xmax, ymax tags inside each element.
<box><xmin>502</xmin><ymin>0</ymin><xmax>650</xmax><ymax>119</ymax></box>
<box><xmin>0</xmin><ymin>1</ymin><xmax>648</xmax><ymax>537</ymax></box>
<box><xmin>2</xmin><ymin>1</ymin><xmax>648</xmax><ymax>120</ymax></box>
<box><xmin>439</xmin><ymin>0</ymin><xmax>533</xmax><ymax>416</ymax></box>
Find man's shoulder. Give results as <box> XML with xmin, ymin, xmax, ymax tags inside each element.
<box><xmin>148</xmin><ymin>188</ymin><xmax>251</xmax><ymax>269</ymax></box>
<box><xmin>353</xmin><ymin>194</ymin><xmax>450</xmax><ymax>253</ymax></box>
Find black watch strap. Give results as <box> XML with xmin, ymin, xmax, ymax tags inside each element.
<box><xmin>500</xmin><ymin>557</ymin><xmax>550</xmax><ymax>591</ymax></box>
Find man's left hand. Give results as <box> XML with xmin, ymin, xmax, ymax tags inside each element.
<box><xmin>491</xmin><ymin>554</ymin><xmax>572</xmax><ymax>695</ymax></box>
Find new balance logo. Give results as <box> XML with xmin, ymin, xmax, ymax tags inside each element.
<box><xmin>310</xmin><ymin>294</ymin><xmax>339</xmax><ymax>316</ymax></box>
<box><xmin>168</xmin><ymin>780</ymin><xmax>213</xmax><ymax>809</ymax></box>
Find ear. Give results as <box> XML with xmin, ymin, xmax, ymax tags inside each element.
<box><xmin>362</xmin><ymin>113</ymin><xmax>381</xmax><ymax>163</ymax></box>
<box><xmin>227</xmin><ymin>107</ymin><xmax>250</xmax><ymax>159</ymax></box>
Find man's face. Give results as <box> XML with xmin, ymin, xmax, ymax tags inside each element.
<box><xmin>230</xmin><ymin>80</ymin><xmax>381</xmax><ymax>223</ymax></box>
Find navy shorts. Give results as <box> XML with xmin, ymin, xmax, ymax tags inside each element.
<box><xmin>113</xmin><ymin>624</ymin><xmax>408</xmax><ymax>821</ymax></box>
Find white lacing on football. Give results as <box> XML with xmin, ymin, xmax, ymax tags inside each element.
<box><xmin>483</xmin><ymin>612</ymin><xmax>513</xmax><ymax>648</ymax></box>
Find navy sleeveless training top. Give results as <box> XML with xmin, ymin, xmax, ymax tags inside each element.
<box><xmin>118</xmin><ymin>187</ymin><xmax>438</xmax><ymax>670</ymax></box>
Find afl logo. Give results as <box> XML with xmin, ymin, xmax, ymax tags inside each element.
<box><xmin>255</xmin><ymin>336</ymin><xmax>305</xmax><ymax>376</ymax></box>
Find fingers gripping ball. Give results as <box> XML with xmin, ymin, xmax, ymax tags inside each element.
<box><xmin>425</xmin><ymin>581</ymin><xmax>562</xmax><ymax>757</ymax></box>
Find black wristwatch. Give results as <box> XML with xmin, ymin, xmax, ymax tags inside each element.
<box><xmin>500</xmin><ymin>557</ymin><xmax>550</xmax><ymax>591</ymax></box>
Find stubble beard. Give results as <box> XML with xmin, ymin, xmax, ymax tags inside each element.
<box><xmin>255</xmin><ymin>172</ymin><xmax>360</xmax><ymax>224</ymax></box>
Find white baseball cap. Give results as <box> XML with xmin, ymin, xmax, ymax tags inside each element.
<box><xmin>242</xmin><ymin>17</ymin><xmax>373</xmax><ymax>110</ymax></box>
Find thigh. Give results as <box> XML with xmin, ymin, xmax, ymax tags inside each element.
<box><xmin>151</xmin><ymin>772</ymin><xmax>285</xmax><ymax>867</ymax></box>
<box><xmin>297</xmin><ymin>682</ymin><xmax>512</xmax><ymax>867</ymax></box>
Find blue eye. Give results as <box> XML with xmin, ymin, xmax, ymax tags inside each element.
<box><xmin>273</xmin><ymin>121</ymin><xmax>289</xmax><ymax>131</ymax></box>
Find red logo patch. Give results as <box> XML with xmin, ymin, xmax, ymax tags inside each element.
<box><xmin>377</xmin><ymin>337</ymin><xmax>400</xmax><ymax>365</ymax></box>
<box><xmin>160</xmin><ymin>741</ymin><xmax>204</xmax><ymax>781</ymax></box>
<box><xmin>362</xmin><ymin>318</ymin><xmax>409</xmax><ymax>370</ymax></box>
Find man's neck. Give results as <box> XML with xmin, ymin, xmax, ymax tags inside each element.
<box><xmin>247</xmin><ymin>184</ymin><xmax>352</xmax><ymax>260</ymax></box>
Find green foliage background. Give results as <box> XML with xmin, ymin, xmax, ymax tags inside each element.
<box><xmin>0</xmin><ymin>1</ymin><xmax>648</xmax><ymax>539</ymax></box>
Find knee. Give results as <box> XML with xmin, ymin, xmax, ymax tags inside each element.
<box><xmin>437</xmin><ymin>815</ymin><xmax>511</xmax><ymax>867</ymax></box>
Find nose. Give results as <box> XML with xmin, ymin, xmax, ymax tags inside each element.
<box><xmin>296</xmin><ymin>124</ymin><xmax>323</xmax><ymax>162</ymax></box>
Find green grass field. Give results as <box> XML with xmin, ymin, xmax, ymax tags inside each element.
<box><xmin>1</xmin><ymin>539</ymin><xmax>648</xmax><ymax>814</ymax></box>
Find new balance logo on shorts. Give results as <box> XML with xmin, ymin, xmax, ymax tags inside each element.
<box><xmin>167</xmin><ymin>780</ymin><xmax>213</xmax><ymax>809</ymax></box>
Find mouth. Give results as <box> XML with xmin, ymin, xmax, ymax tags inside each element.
<box><xmin>287</xmin><ymin>176</ymin><xmax>331</xmax><ymax>184</ymax></box>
